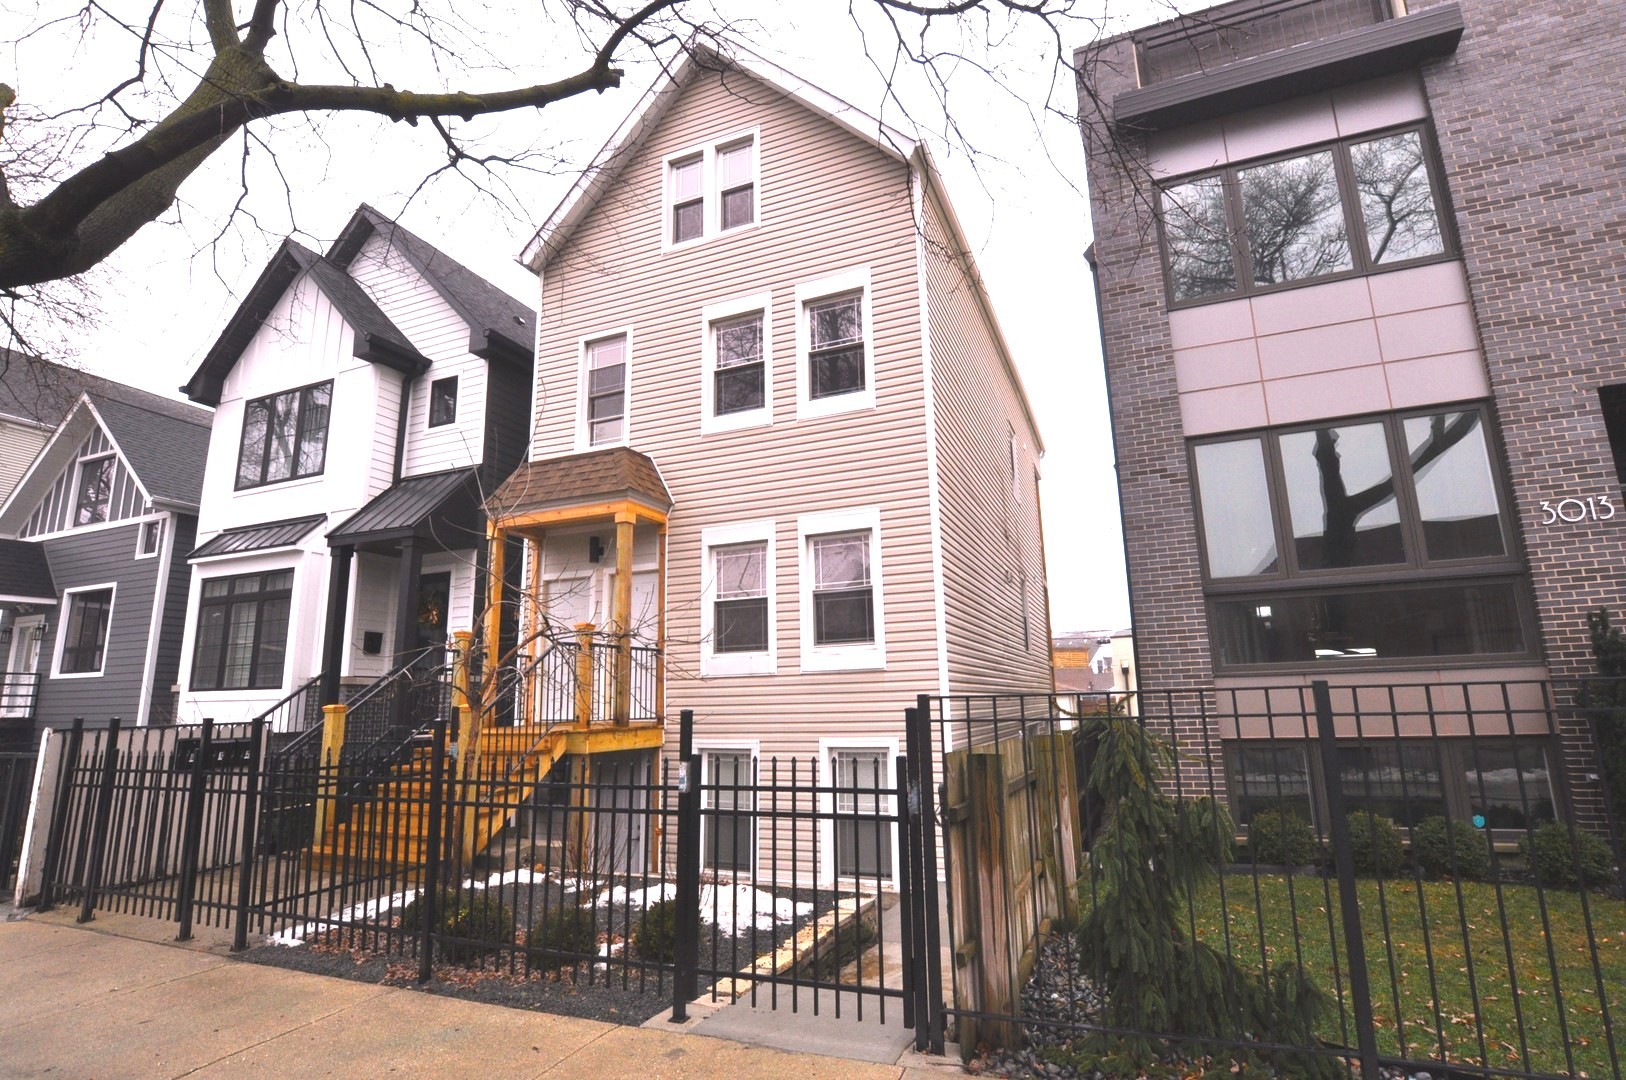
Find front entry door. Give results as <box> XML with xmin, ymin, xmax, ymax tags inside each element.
<box><xmin>415</xmin><ymin>572</ymin><xmax>452</xmax><ymax>648</ymax></box>
<box><xmin>2</xmin><ymin>616</ymin><xmax>44</xmax><ymax>717</ymax></box>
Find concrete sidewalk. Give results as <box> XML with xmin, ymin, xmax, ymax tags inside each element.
<box><xmin>0</xmin><ymin>909</ymin><xmax>960</xmax><ymax>1079</ymax></box>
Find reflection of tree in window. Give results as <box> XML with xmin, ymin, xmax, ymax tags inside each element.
<box><xmin>714</xmin><ymin>314</ymin><xmax>764</xmax><ymax>415</ymax></box>
<box><xmin>74</xmin><ymin>455</ymin><xmax>114</xmax><ymax>526</ymax></box>
<box><xmin>1161</xmin><ymin>175</ymin><xmax>1236</xmax><ymax>301</ymax></box>
<box><xmin>713</xmin><ymin>541</ymin><xmax>767</xmax><ymax>652</ymax></box>
<box><xmin>1352</xmin><ymin>131</ymin><xmax>1444</xmax><ymax>265</ymax></box>
<box><xmin>1240</xmin><ymin>150</ymin><xmax>1351</xmax><ymax>285</ymax></box>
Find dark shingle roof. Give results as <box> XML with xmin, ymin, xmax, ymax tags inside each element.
<box><xmin>88</xmin><ymin>395</ymin><xmax>212</xmax><ymax>509</ymax></box>
<box><xmin>189</xmin><ymin>515</ymin><xmax>326</xmax><ymax>560</ymax></box>
<box><xmin>330</xmin><ymin>205</ymin><xmax>535</xmax><ymax>363</ymax></box>
<box><xmin>488</xmin><ymin>448</ymin><xmax>671</xmax><ymax>521</ymax></box>
<box><xmin>0</xmin><ymin>351</ymin><xmax>210</xmax><ymax>430</ymax></box>
<box><xmin>328</xmin><ymin>468</ymin><xmax>478</xmax><ymax>544</ymax></box>
<box><xmin>0</xmin><ymin>538</ymin><xmax>54</xmax><ymax>601</ymax></box>
<box><xmin>183</xmin><ymin>239</ymin><xmax>431</xmax><ymax>407</ymax></box>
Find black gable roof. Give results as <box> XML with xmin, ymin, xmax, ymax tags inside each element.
<box><xmin>329</xmin><ymin>205</ymin><xmax>535</xmax><ymax>365</ymax></box>
<box><xmin>88</xmin><ymin>394</ymin><xmax>211</xmax><ymax>510</ymax></box>
<box><xmin>1</xmin><ymin>351</ymin><xmax>210</xmax><ymax>430</ymax></box>
<box><xmin>182</xmin><ymin>239</ymin><xmax>430</xmax><ymax>407</ymax></box>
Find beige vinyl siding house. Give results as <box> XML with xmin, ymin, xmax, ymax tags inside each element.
<box><xmin>497</xmin><ymin>42</ymin><xmax>1046</xmax><ymax>883</ymax></box>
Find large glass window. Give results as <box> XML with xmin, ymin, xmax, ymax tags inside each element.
<box><xmin>713</xmin><ymin>541</ymin><xmax>768</xmax><ymax>653</ymax></box>
<box><xmin>832</xmin><ymin>749</ymin><xmax>892</xmax><ymax>879</ymax></box>
<box><xmin>1338</xmin><ymin>743</ymin><xmax>1446</xmax><ymax>828</ymax></box>
<box><xmin>59</xmin><ymin>589</ymin><xmax>113</xmax><ymax>675</ymax></box>
<box><xmin>235</xmin><ymin>381</ymin><xmax>332</xmax><ymax>489</ymax></box>
<box><xmin>190</xmin><ymin>571</ymin><xmax>292</xmax><ymax>691</ymax></box>
<box><xmin>1227</xmin><ymin>745</ymin><xmax>1314</xmax><ymax>826</ymax></box>
<box><xmin>1193</xmin><ymin>408</ymin><xmax>1531</xmax><ymax>669</ymax></box>
<box><xmin>584</xmin><ymin>336</ymin><xmax>626</xmax><ymax>446</ymax></box>
<box><xmin>1464</xmin><ymin>739</ymin><xmax>1557</xmax><ymax>830</ymax></box>
<box><xmin>1159</xmin><ymin>125</ymin><xmax>1450</xmax><ymax>305</ymax></box>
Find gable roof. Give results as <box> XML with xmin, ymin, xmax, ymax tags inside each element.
<box><xmin>488</xmin><ymin>448</ymin><xmax>672</xmax><ymax>523</ymax></box>
<box><xmin>520</xmin><ymin>39</ymin><xmax>919</xmax><ymax>273</ymax></box>
<box><xmin>329</xmin><ymin>206</ymin><xmax>535</xmax><ymax>365</ymax></box>
<box><xmin>1</xmin><ymin>352</ymin><xmax>209</xmax><ymax>430</ymax></box>
<box><xmin>182</xmin><ymin>238</ymin><xmax>432</xmax><ymax>407</ymax></box>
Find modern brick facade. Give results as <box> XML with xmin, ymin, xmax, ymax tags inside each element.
<box><xmin>1078</xmin><ymin>0</ymin><xmax>1625</xmax><ymax>827</ymax></box>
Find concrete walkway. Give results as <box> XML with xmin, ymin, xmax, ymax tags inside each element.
<box><xmin>0</xmin><ymin>907</ymin><xmax>962</xmax><ymax>1079</ymax></box>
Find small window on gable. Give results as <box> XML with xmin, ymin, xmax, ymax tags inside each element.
<box><xmin>74</xmin><ymin>453</ymin><xmax>114</xmax><ymax>527</ymax></box>
<box><xmin>664</xmin><ymin>131</ymin><xmax>758</xmax><ymax>248</ymax></box>
<box><xmin>428</xmin><ymin>376</ymin><xmax>458</xmax><ymax>427</ymax></box>
<box><xmin>137</xmin><ymin>519</ymin><xmax>162</xmax><ymax>558</ymax></box>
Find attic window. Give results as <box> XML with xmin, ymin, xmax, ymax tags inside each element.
<box><xmin>74</xmin><ymin>453</ymin><xmax>114</xmax><ymax>526</ymax></box>
<box><xmin>664</xmin><ymin>131</ymin><xmax>759</xmax><ymax>249</ymax></box>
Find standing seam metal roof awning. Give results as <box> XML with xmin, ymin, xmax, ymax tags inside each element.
<box><xmin>327</xmin><ymin>468</ymin><xmax>479</xmax><ymax>546</ymax></box>
<box><xmin>188</xmin><ymin>515</ymin><xmax>327</xmax><ymax>560</ymax></box>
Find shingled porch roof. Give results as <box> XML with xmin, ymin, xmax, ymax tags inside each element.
<box><xmin>486</xmin><ymin>448</ymin><xmax>671</xmax><ymax>529</ymax></box>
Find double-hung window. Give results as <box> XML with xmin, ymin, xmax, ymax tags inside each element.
<box><xmin>57</xmin><ymin>586</ymin><xmax>114</xmax><ymax>676</ymax></box>
<box><xmin>701</xmin><ymin>521</ymin><xmax>775</xmax><ymax>676</ymax></box>
<box><xmin>190</xmin><ymin>570</ymin><xmax>293</xmax><ymax>691</ymax></box>
<box><xmin>795</xmin><ymin>268</ymin><xmax>874</xmax><ymax>418</ymax></box>
<box><xmin>831</xmin><ymin>748</ymin><xmax>893</xmax><ymax>881</ymax></box>
<box><xmin>703</xmin><ymin>749</ymin><xmax>756</xmax><ymax>875</ymax></box>
<box><xmin>236</xmin><ymin>380</ymin><xmax>332</xmax><ymax>489</ymax></box>
<box><xmin>582</xmin><ymin>334</ymin><xmax>628</xmax><ymax>447</ymax></box>
<box><xmin>799</xmin><ymin>508</ymin><xmax>884</xmax><ymax>672</ymax></box>
<box><xmin>1159</xmin><ymin>125</ymin><xmax>1451</xmax><ymax>306</ymax></box>
<box><xmin>664</xmin><ymin>131</ymin><xmax>758</xmax><ymax>247</ymax></box>
<box><xmin>700</xmin><ymin>293</ymin><xmax>772</xmax><ymax>432</ymax></box>
<box><xmin>1191</xmin><ymin>406</ymin><xmax>1532</xmax><ymax>670</ymax></box>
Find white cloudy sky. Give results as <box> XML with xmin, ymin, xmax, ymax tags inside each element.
<box><xmin>6</xmin><ymin>0</ymin><xmax>1192</xmax><ymax>632</ymax></box>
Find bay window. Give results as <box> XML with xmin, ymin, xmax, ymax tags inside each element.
<box><xmin>190</xmin><ymin>570</ymin><xmax>293</xmax><ymax>691</ymax></box>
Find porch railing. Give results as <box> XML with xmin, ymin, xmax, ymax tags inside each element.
<box><xmin>0</xmin><ymin>671</ymin><xmax>40</xmax><ymax>718</ymax></box>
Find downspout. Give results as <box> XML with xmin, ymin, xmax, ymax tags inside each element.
<box><xmin>392</xmin><ymin>371</ymin><xmax>416</xmax><ymax>483</ymax></box>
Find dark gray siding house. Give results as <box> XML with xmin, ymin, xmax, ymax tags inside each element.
<box><xmin>0</xmin><ymin>381</ymin><xmax>211</xmax><ymax>739</ymax></box>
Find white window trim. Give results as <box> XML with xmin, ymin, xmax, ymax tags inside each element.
<box><xmin>575</xmin><ymin>326</ymin><xmax>634</xmax><ymax>452</ymax></box>
<box><xmin>700</xmin><ymin>292</ymin><xmax>774</xmax><ymax>435</ymax></box>
<box><xmin>817</xmin><ymin>736</ymin><xmax>899</xmax><ymax>888</ymax></box>
<box><xmin>51</xmin><ymin>582</ymin><xmax>117</xmax><ymax>680</ymax></box>
<box><xmin>797</xmin><ymin>507</ymin><xmax>884</xmax><ymax>673</ymax></box>
<box><xmin>695</xmin><ymin>740</ymin><xmax>761</xmax><ymax>880</ymax></box>
<box><xmin>700</xmin><ymin>520</ymin><xmax>777</xmax><ymax>677</ymax></box>
<box><xmin>661</xmin><ymin>126</ymin><xmax>762</xmax><ymax>252</ymax></box>
<box><xmin>134</xmin><ymin>514</ymin><xmax>164</xmax><ymax>560</ymax></box>
<box><xmin>794</xmin><ymin>267</ymin><xmax>876</xmax><ymax>420</ymax></box>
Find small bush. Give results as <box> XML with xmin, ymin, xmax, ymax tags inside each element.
<box><xmin>439</xmin><ymin>893</ymin><xmax>514</xmax><ymax>965</ymax></box>
<box><xmin>398</xmin><ymin>886</ymin><xmax>460</xmax><ymax>934</ymax></box>
<box><xmin>1246</xmin><ymin>809</ymin><xmax>1318</xmax><ymax>867</ymax></box>
<box><xmin>634</xmin><ymin>898</ymin><xmax>679</xmax><ymax>963</ymax></box>
<box><xmin>1521</xmin><ymin>822</ymin><xmax>1617</xmax><ymax>890</ymax></box>
<box><xmin>525</xmin><ymin>905</ymin><xmax>599</xmax><ymax>971</ymax></box>
<box><xmin>1345</xmin><ymin>812</ymin><xmax>1404</xmax><ymax>876</ymax></box>
<box><xmin>1412</xmin><ymin>816</ymin><xmax>1492</xmax><ymax>881</ymax></box>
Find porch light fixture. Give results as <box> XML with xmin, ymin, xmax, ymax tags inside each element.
<box><xmin>0</xmin><ymin>626</ymin><xmax>10</xmax><ymax>649</ymax></box>
<box><xmin>31</xmin><ymin>623</ymin><xmax>46</xmax><ymax>643</ymax></box>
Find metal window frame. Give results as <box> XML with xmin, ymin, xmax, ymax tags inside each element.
<box><xmin>189</xmin><ymin>569</ymin><xmax>295</xmax><ymax>692</ymax></box>
<box><xmin>233</xmin><ymin>378</ymin><xmax>335</xmax><ymax>490</ymax></box>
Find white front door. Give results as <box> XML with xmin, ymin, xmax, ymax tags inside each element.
<box><xmin>2</xmin><ymin>615</ymin><xmax>44</xmax><ymax>717</ymax></box>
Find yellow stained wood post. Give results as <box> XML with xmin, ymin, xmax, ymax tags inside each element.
<box><xmin>483</xmin><ymin>522</ymin><xmax>506</xmax><ymax>700</ymax></box>
<box><xmin>524</xmin><ymin>536</ymin><xmax>543</xmax><ymax>727</ymax></box>
<box><xmin>569</xmin><ymin>751</ymin><xmax>593</xmax><ymax>873</ymax></box>
<box><xmin>612</xmin><ymin>512</ymin><xmax>635</xmax><ymax>726</ymax></box>
<box><xmin>312</xmin><ymin>703</ymin><xmax>348</xmax><ymax>845</ymax></box>
<box><xmin>574</xmin><ymin>623</ymin><xmax>595</xmax><ymax>729</ymax></box>
<box><xmin>451</xmin><ymin>630</ymin><xmax>478</xmax><ymax>865</ymax></box>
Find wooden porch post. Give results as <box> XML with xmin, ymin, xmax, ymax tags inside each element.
<box><xmin>656</xmin><ymin>523</ymin><xmax>667</xmax><ymax>721</ymax></box>
<box><xmin>574</xmin><ymin>623</ymin><xmax>595</xmax><ymax>728</ymax></box>
<box><xmin>612</xmin><ymin>511</ymin><xmax>635</xmax><ymax>726</ymax></box>
<box><xmin>483</xmin><ymin>524</ymin><xmax>506</xmax><ymax>689</ymax></box>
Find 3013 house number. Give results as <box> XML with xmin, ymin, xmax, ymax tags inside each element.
<box><xmin>1540</xmin><ymin>496</ymin><xmax>1616</xmax><ymax>525</ymax></box>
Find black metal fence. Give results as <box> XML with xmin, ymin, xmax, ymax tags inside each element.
<box><xmin>924</xmin><ymin>679</ymin><xmax>1625</xmax><ymax>1080</ymax></box>
<box><xmin>1</xmin><ymin>749</ymin><xmax>36</xmax><ymax>894</ymax></box>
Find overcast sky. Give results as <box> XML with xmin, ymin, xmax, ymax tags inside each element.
<box><xmin>8</xmin><ymin>0</ymin><xmax>1194</xmax><ymax>633</ymax></box>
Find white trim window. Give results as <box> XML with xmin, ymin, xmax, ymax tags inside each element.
<box><xmin>795</xmin><ymin>268</ymin><xmax>875</xmax><ymax>419</ymax></box>
<box><xmin>579</xmin><ymin>331</ymin><xmax>631</xmax><ymax>449</ymax></box>
<box><xmin>54</xmin><ymin>583</ymin><xmax>116</xmax><ymax>678</ymax></box>
<box><xmin>73</xmin><ymin>451</ymin><xmax>115</xmax><ymax>527</ymax></box>
<box><xmin>700</xmin><ymin>292</ymin><xmax>772</xmax><ymax>433</ymax></box>
<box><xmin>700</xmin><ymin>520</ymin><xmax>776</xmax><ymax>677</ymax></box>
<box><xmin>818</xmin><ymin>737</ymin><xmax>898</xmax><ymax>887</ymax></box>
<box><xmin>135</xmin><ymin>517</ymin><xmax>163</xmax><ymax>559</ymax></box>
<box><xmin>798</xmin><ymin>508</ymin><xmax>884</xmax><ymax>672</ymax></box>
<box><xmin>663</xmin><ymin>129</ymin><xmax>760</xmax><ymax>249</ymax></box>
<box><xmin>700</xmin><ymin>745</ymin><xmax>758</xmax><ymax>877</ymax></box>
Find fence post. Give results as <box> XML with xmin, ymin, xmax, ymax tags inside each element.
<box><xmin>36</xmin><ymin>718</ymin><xmax>85</xmax><ymax>912</ymax></box>
<box><xmin>420</xmin><ymin>714</ymin><xmax>447</xmax><ymax>983</ymax></box>
<box><xmin>915</xmin><ymin>693</ymin><xmax>946</xmax><ymax>1056</ymax></box>
<box><xmin>312</xmin><ymin>704</ymin><xmax>348</xmax><ymax>846</ymax></box>
<box><xmin>231</xmin><ymin>718</ymin><xmax>266</xmax><ymax>951</ymax></box>
<box><xmin>670</xmin><ymin>710</ymin><xmax>699</xmax><ymax>1022</ymax></box>
<box><xmin>1312</xmin><ymin>681</ymin><xmax>1381</xmax><ymax>1080</ymax></box>
<box><xmin>896</xmin><ymin>743</ymin><xmax>919</xmax><ymax>1039</ymax></box>
<box><xmin>574</xmin><ymin>623</ymin><xmax>595</xmax><ymax>728</ymax></box>
<box><xmin>175</xmin><ymin>719</ymin><xmax>215</xmax><ymax>942</ymax></box>
<box><xmin>77</xmin><ymin>717</ymin><xmax>123</xmax><ymax>924</ymax></box>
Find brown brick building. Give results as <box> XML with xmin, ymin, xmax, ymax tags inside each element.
<box><xmin>1078</xmin><ymin>0</ymin><xmax>1626</xmax><ymax>831</ymax></box>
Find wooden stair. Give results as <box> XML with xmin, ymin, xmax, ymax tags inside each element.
<box><xmin>306</xmin><ymin>722</ymin><xmax>664</xmax><ymax>872</ymax></box>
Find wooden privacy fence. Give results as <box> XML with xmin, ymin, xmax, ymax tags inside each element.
<box><xmin>942</xmin><ymin>730</ymin><xmax>1081</xmax><ymax>1053</ymax></box>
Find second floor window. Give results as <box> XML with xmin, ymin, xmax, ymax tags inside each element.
<box><xmin>713</xmin><ymin>541</ymin><xmax>768</xmax><ymax>653</ymax></box>
<box><xmin>59</xmin><ymin>588</ymin><xmax>113</xmax><ymax>675</ymax></box>
<box><xmin>428</xmin><ymin>376</ymin><xmax>458</xmax><ymax>427</ymax></box>
<box><xmin>585</xmin><ymin>335</ymin><xmax>627</xmax><ymax>446</ymax></box>
<box><xmin>811</xmin><ymin>531</ymin><xmax>874</xmax><ymax>645</ymax></box>
<box><xmin>807</xmin><ymin>294</ymin><xmax>865</xmax><ymax>400</ymax></box>
<box><xmin>714</xmin><ymin>314</ymin><xmax>765</xmax><ymax>415</ymax></box>
<box><xmin>1160</xmin><ymin>126</ymin><xmax>1450</xmax><ymax>305</ymax></box>
<box><xmin>236</xmin><ymin>380</ymin><xmax>332</xmax><ymax>489</ymax></box>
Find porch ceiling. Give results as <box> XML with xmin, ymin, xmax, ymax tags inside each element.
<box><xmin>486</xmin><ymin>448</ymin><xmax>671</xmax><ymax>532</ymax></box>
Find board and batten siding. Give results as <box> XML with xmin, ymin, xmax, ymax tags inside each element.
<box><xmin>34</xmin><ymin>523</ymin><xmax>162</xmax><ymax>729</ymax></box>
<box><xmin>533</xmin><ymin>69</ymin><xmax>937</xmax><ymax>762</ymax></box>
<box><xmin>347</xmin><ymin>233</ymin><xmax>491</xmax><ymax>479</ymax></box>
<box><xmin>20</xmin><ymin>427</ymin><xmax>146</xmax><ymax>538</ymax></box>
<box><xmin>922</xmin><ymin>188</ymin><xmax>1052</xmax><ymax>697</ymax></box>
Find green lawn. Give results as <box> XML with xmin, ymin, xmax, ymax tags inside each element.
<box><xmin>1151</xmin><ymin>873</ymin><xmax>1626</xmax><ymax>1078</ymax></box>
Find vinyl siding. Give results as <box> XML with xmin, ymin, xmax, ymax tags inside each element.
<box><xmin>34</xmin><ymin>523</ymin><xmax>163</xmax><ymax>730</ymax></box>
<box><xmin>0</xmin><ymin>419</ymin><xmax>48</xmax><ymax>507</ymax></box>
<box><xmin>152</xmin><ymin>514</ymin><xmax>198</xmax><ymax>707</ymax></box>
<box><xmin>922</xmin><ymin>188</ymin><xmax>1052</xmax><ymax>696</ymax></box>
<box><xmin>348</xmin><ymin>232</ymin><xmax>490</xmax><ymax>477</ymax></box>
<box><xmin>533</xmin><ymin>69</ymin><xmax>936</xmax><ymax>768</ymax></box>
